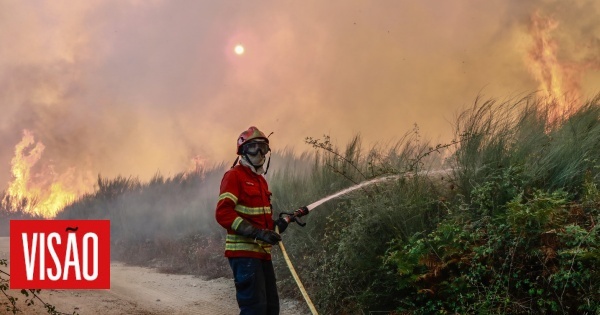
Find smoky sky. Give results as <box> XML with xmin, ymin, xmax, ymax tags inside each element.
<box><xmin>1</xmin><ymin>0</ymin><xmax>599</xmax><ymax>191</ymax></box>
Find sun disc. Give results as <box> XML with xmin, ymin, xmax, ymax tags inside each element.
<box><xmin>234</xmin><ymin>45</ymin><xmax>245</xmax><ymax>55</ymax></box>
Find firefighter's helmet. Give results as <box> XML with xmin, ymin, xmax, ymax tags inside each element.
<box><xmin>236</xmin><ymin>126</ymin><xmax>269</xmax><ymax>155</ymax></box>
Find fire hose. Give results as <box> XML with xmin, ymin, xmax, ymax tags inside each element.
<box><xmin>276</xmin><ymin>206</ymin><xmax>317</xmax><ymax>315</ymax></box>
<box><xmin>275</xmin><ymin>176</ymin><xmax>400</xmax><ymax>315</ymax></box>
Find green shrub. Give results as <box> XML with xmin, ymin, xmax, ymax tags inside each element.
<box><xmin>19</xmin><ymin>94</ymin><xmax>598</xmax><ymax>314</ymax></box>
<box><xmin>379</xmin><ymin>95</ymin><xmax>600</xmax><ymax>314</ymax></box>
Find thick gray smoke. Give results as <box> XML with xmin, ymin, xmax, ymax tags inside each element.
<box><xmin>1</xmin><ymin>0</ymin><xmax>599</xmax><ymax>192</ymax></box>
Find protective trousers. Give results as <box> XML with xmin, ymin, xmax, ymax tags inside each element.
<box><xmin>228</xmin><ymin>257</ymin><xmax>280</xmax><ymax>315</ymax></box>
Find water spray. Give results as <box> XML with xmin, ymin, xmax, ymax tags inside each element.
<box><xmin>276</xmin><ymin>174</ymin><xmax>399</xmax><ymax>315</ymax></box>
<box><xmin>280</xmin><ymin>175</ymin><xmax>400</xmax><ymax>226</ymax></box>
<box><xmin>277</xmin><ymin>169</ymin><xmax>453</xmax><ymax>314</ymax></box>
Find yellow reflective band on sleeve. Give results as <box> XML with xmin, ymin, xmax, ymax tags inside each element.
<box><xmin>234</xmin><ymin>205</ymin><xmax>272</xmax><ymax>216</ymax></box>
<box><xmin>231</xmin><ymin>217</ymin><xmax>244</xmax><ymax>231</ymax></box>
<box><xmin>219</xmin><ymin>192</ymin><xmax>238</xmax><ymax>203</ymax></box>
<box><xmin>225</xmin><ymin>234</ymin><xmax>272</xmax><ymax>254</ymax></box>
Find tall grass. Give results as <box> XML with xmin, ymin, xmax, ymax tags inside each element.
<box><xmin>267</xmin><ymin>131</ymin><xmax>450</xmax><ymax>312</ymax></box>
<box><xmin>35</xmin><ymin>94</ymin><xmax>600</xmax><ymax>313</ymax></box>
<box><xmin>453</xmin><ymin>95</ymin><xmax>600</xmax><ymax>211</ymax></box>
<box><xmin>383</xmin><ymin>95</ymin><xmax>600</xmax><ymax>314</ymax></box>
<box><xmin>273</xmin><ymin>94</ymin><xmax>600</xmax><ymax>313</ymax></box>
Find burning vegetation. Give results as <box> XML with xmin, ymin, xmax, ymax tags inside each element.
<box><xmin>525</xmin><ymin>10</ymin><xmax>600</xmax><ymax>123</ymax></box>
<box><xmin>1</xmin><ymin>130</ymin><xmax>93</xmax><ymax>218</ymax></box>
<box><xmin>3</xmin><ymin>9</ymin><xmax>598</xmax><ymax>220</ymax></box>
<box><xmin>1</xmin><ymin>4</ymin><xmax>600</xmax><ymax>314</ymax></box>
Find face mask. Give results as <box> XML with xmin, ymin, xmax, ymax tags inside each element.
<box><xmin>247</xmin><ymin>153</ymin><xmax>266</xmax><ymax>167</ymax></box>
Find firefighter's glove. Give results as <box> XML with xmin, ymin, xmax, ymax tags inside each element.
<box><xmin>274</xmin><ymin>218</ymin><xmax>288</xmax><ymax>234</ymax></box>
<box><xmin>235</xmin><ymin>219</ymin><xmax>281</xmax><ymax>245</ymax></box>
<box><xmin>253</xmin><ymin>229</ymin><xmax>281</xmax><ymax>245</ymax></box>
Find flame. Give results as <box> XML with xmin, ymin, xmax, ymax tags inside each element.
<box><xmin>526</xmin><ymin>11</ymin><xmax>571</xmax><ymax>122</ymax></box>
<box><xmin>189</xmin><ymin>155</ymin><xmax>206</xmax><ymax>171</ymax></box>
<box><xmin>525</xmin><ymin>11</ymin><xmax>598</xmax><ymax>123</ymax></box>
<box><xmin>2</xmin><ymin>130</ymin><xmax>93</xmax><ymax>218</ymax></box>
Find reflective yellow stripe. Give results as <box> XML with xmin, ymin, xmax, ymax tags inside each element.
<box><xmin>234</xmin><ymin>205</ymin><xmax>271</xmax><ymax>215</ymax></box>
<box><xmin>219</xmin><ymin>192</ymin><xmax>238</xmax><ymax>203</ymax></box>
<box><xmin>225</xmin><ymin>234</ymin><xmax>272</xmax><ymax>254</ymax></box>
<box><xmin>225</xmin><ymin>243</ymin><xmax>272</xmax><ymax>254</ymax></box>
<box><xmin>231</xmin><ymin>217</ymin><xmax>244</xmax><ymax>231</ymax></box>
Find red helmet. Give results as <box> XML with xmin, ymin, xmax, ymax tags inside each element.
<box><xmin>236</xmin><ymin>126</ymin><xmax>269</xmax><ymax>155</ymax></box>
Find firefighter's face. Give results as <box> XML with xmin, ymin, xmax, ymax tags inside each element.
<box><xmin>244</xmin><ymin>140</ymin><xmax>269</xmax><ymax>166</ymax></box>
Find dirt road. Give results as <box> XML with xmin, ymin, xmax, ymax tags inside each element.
<box><xmin>0</xmin><ymin>237</ymin><xmax>308</xmax><ymax>315</ymax></box>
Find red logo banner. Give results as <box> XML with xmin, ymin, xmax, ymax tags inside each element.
<box><xmin>10</xmin><ymin>220</ymin><xmax>110</xmax><ymax>289</ymax></box>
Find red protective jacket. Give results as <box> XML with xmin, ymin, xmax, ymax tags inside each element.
<box><xmin>215</xmin><ymin>164</ymin><xmax>274</xmax><ymax>260</ymax></box>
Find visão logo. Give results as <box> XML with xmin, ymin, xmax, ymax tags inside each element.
<box><xmin>10</xmin><ymin>220</ymin><xmax>110</xmax><ymax>289</ymax></box>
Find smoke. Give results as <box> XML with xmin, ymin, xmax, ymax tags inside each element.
<box><xmin>1</xmin><ymin>0</ymin><xmax>599</xmax><ymax>192</ymax></box>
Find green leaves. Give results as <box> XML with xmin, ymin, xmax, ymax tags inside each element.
<box><xmin>384</xmin><ymin>183</ymin><xmax>600</xmax><ymax>313</ymax></box>
<box><xmin>506</xmin><ymin>190</ymin><xmax>569</xmax><ymax>231</ymax></box>
<box><xmin>1</xmin><ymin>265</ymin><xmax>76</xmax><ymax>315</ymax></box>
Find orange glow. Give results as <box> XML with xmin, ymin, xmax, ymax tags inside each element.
<box><xmin>188</xmin><ymin>155</ymin><xmax>206</xmax><ymax>173</ymax></box>
<box><xmin>526</xmin><ymin>11</ymin><xmax>580</xmax><ymax>123</ymax></box>
<box><xmin>2</xmin><ymin>130</ymin><xmax>93</xmax><ymax>218</ymax></box>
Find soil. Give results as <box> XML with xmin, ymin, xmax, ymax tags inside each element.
<box><xmin>0</xmin><ymin>237</ymin><xmax>309</xmax><ymax>315</ymax></box>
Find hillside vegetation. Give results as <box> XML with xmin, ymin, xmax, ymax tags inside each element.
<box><xmin>4</xmin><ymin>94</ymin><xmax>599</xmax><ymax>314</ymax></box>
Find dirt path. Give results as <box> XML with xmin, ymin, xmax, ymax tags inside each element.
<box><xmin>0</xmin><ymin>237</ymin><xmax>308</xmax><ymax>315</ymax></box>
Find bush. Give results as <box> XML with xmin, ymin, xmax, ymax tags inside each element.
<box><xmin>17</xmin><ymin>94</ymin><xmax>599</xmax><ymax>314</ymax></box>
<box><xmin>381</xmin><ymin>95</ymin><xmax>600</xmax><ymax>314</ymax></box>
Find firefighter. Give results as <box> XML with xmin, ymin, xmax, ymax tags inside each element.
<box><xmin>215</xmin><ymin>126</ymin><xmax>288</xmax><ymax>315</ymax></box>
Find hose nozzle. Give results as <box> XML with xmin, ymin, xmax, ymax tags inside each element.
<box><xmin>294</xmin><ymin>206</ymin><xmax>309</xmax><ymax>217</ymax></box>
<box><xmin>280</xmin><ymin>206</ymin><xmax>310</xmax><ymax>227</ymax></box>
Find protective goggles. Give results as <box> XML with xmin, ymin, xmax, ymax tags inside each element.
<box><xmin>243</xmin><ymin>141</ymin><xmax>270</xmax><ymax>155</ymax></box>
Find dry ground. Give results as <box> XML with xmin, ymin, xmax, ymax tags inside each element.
<box><xmin>0</xmin><ymin>237</ymin><xmax>309</xmax><ymax>315</ymax></box>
